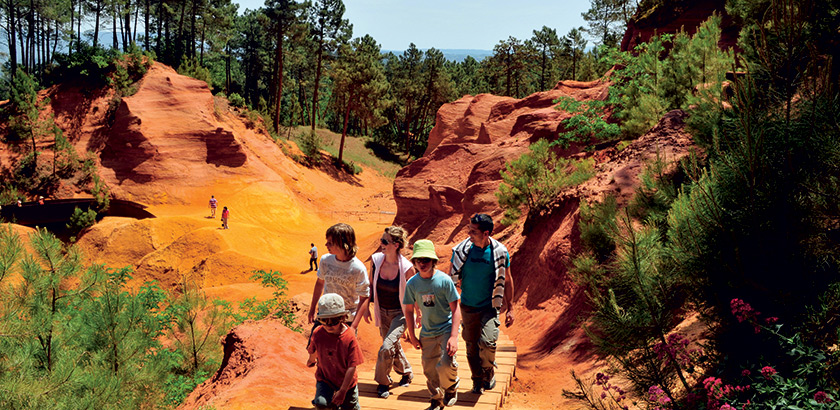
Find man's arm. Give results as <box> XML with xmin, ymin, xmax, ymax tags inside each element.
<box><xmin>331</xmin><ymin>365</ymin><xmax>357</xmax><ymax>407</ymax></box>
<box><xmin>503</xmin><ymin>267</ymin><xmax>515</xmax><ymax>327</ymax></box>
<box><xmin>308</xmin><ymin>278</ymin><xmax>325</xmax><ymax>323</ymax></box>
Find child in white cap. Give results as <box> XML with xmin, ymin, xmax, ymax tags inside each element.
<box><xmin>307</xmin><ymin>293</ymin><xmax>364</xmax><ymax>410</ymax></box>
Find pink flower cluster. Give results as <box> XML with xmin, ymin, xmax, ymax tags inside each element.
<box><xmin>648</xmin><ymin>385</ymin><xmax>672</xmax><ymax>410</ymax></box>
<box><xmin>703</xmin><ymin>376</ymin><xmax>750</xmax><ymax>410</ymax></box>
<box><xmin>814</xmin><ymin>391</ymin><xmax>833</xmax><ymax>403</ymax></box>
<box><xmin>593</xmin><ymin>372</ymin><xmax>628</xmax><ymax>409</ymax></box>
<box><xmin>730</xmin><ymin>299</ymin><xmax>764</xmax><ymax>333</ymax></box>
<box><xmin>759</xmin><ymin>366</ymin><xmax>777</xmax><ymax>379</ymax></box>
<box><xmin>653</xmin><ymin>333</ymin><xmax>704</xmax><ymax>369</ymax></box>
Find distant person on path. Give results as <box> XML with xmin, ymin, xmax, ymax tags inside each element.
<box><xmin>404</xmin><ymin>239</ymin><xmax>460</xmax><ymax>410</ymax></box>
<box><xmin>309</xmin><ymin>243</ymin><xmax>319</xmax><ymax>271</ymax></box>
<box><xmin>37</xmin><ymin>196</ymin><xmax>44</xmax><ymax>205</ymax></box>
<box><xmin>370</xmin><ymin>226</ymin><xmax>416</xmax><ymax>398</ymax></box>
<box><xmin>307</xmin><ymin>223</ymin><xmax>370</xmax><ymax>336</ymax></box>
<box><xmin>221</xmin><ymin>206</ymin><xmax>229</xmax><ymax>229</ymax></box>
<box><xmin>209</xmin><ymin>195</ymin><xmax>217</xmax><ymax>218</ymax></box>
<box><xmin>449</xmin><ymin>213</ymin><xmax>515</xmax><ymax>394</ymax></box>
<box><xmin>306</xmin><ymin>293</ymin><xmax>364</xmax><ymax>410</ymax></box>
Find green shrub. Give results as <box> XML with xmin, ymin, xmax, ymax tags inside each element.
<box><xmin>227</xmin><ymin>93</ymin><xmax>246</xmax><ymax>108</ymax></box>
<box><xmin>234</xmin><ymin>270</ymin><xmax>300</xmax><ymax>331</ymax></box>
<box><xmin>578</xmin><ymin>195</ymin><xmax>618</xmax><ymax>263</ymax></box>
<box><xmin>497</xmin><ymin>139</ymin><xmax>595</xmax><ymax>225</ymax></box>
<box><xmin>66</xmin><ymin>207</ymin><xmax>97</xmax><ymax>234</ymax></box>
<box><xmin>177</xmin><ymin>57</ymin><xmax>212</xmax><ymax>90</ymax></box>
<box><xmin>555</xmin><ymin>97</ymin><xmax>621</xmax><ymax>146</ymax></box>
<box><xmin>296</xmin><ymin>130</ymin><xmax>322</xmax><ymax>165</ymax></box>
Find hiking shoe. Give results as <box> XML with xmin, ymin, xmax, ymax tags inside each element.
<box><xmin>483</xmin><ymin>367</ymin><xmax>496</xmax><ymax>391</ymax></box>
<box><xmin>398</xmin><ymin>373</ymin><xmax>413</xmax><ymax>387</ymax></box>
<box><xmin>443</xmin><ymin>390</ymin><xmax>458</xmax><ymax>406</ymax></box>
<box><xmin>471</xmin><ymin>380</ymin><xmax>484</xmax><ymax>395</ymax></box>
<box><xmin>425</xmin><ymin>399</ymin><xmax>444</xmax><ymax>410</ymax></box>
<box><xmin>377</xmin><ymin>384</ymin><xmax>390</xmax><ymax>398</ymax></box>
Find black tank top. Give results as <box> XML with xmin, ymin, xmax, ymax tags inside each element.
<box><xmin>376</xmin><ymin>274</ymin><xmax>401</xmax><ymax>310</ymax></box>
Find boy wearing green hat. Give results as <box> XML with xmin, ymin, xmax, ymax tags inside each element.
<box><xmin>403</xmin><ymin>239</ymin><xmax>461</xmax><ymax>410</ymax></box>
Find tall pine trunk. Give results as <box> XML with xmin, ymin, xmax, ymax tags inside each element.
<box><xmin>339</xmin><ymin>89</ymin><xmax>354</xmax><ymax>163</ymax></box>
<box><xmin>310</xmin><ymin>46</ymin><xmax>323</xmax><ymax>130</ymax></box>
<box><xmin>273</xmin><ymin>23</ymin><xmax>284</xmax><ymax>133</ymax></box>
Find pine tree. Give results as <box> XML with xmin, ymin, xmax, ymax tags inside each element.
<box><xmin>307</xmin><ymin>0</ymin><xmax>350</xmax><ymax>130</ymax></box>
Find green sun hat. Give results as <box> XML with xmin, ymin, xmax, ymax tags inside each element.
<box><xmin>411</xmin><ymin>239</ymin><xmax>439</xmax><ymax>261</ymax></box>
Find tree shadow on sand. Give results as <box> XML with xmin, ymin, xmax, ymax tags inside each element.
<box><xmin>310</xmin><ymin>153</ymin><xmax>362</xmax><ymax>187</ymax></box>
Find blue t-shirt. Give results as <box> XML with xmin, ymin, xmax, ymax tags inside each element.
<box><xmin>403</xmin><ymin>270</ymin><xmax>460</xmax><ymax>338</ymax></box>
<box><xmin>455</xmin><ymin>243</ymin><xmax>510</xmax><ymax>309</ymax></box>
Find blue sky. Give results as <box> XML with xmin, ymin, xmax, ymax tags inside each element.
<box><xmin>233</xmin><ymin>0</ymin><xmax>591</xmax><ymax>50</ymax></box>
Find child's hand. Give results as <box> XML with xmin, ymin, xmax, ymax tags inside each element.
<box><xmin>446</xmin><ymin>335</ymin><xmax>458</xmax><ymax>356</ymax></box>
<box><xmin>408</xmin><ymin>334</ymin><xmax>421</xmax><ymax>350</ymax></box>
<box><xmin>331</xmin><ymin>389</ymin><xmax>347</xmax><ymax>406</ymax></box>
<box><xmin>306</xmin><ymin>354</ymin><xmax>317</xmax><ymax>368</ymax></box>
<box><xmin>361</xmin><ymin>308</ymin><xmax>371</xmax><ymax>323</ymax></box>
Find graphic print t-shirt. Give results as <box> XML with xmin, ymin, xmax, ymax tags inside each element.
<box><xmin>318</xmin><ymin>254</ymin><xmax>370</xmax><ymax>318</ymax></box>
<box><xmin>404</xmin><ymin>270</ymin><xmax>460</xmax><ymax>338</ymax></box>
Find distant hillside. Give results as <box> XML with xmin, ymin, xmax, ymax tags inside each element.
<box><xmin>383</xmin><ymin>48</ymin><xmax>493</xmax><ymax>62</ymax></box>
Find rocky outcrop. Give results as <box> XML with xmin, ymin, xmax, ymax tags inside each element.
<box><xmin>178</xmin><ymin>319</ymin><xmax>313</xmax><ymax>410</ymax></box>
<box><xmin>393</xmin><ymin>79</ymin><xmax>612</xmax><ymax>235</ymax></box>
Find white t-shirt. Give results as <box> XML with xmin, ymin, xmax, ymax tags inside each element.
<box><xmin>318</xmin><ymin>254</ymin><xmax>370</xmax><ymax>318</ymax></box>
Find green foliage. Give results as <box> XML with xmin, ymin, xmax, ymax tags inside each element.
<box><xmin>234</xmin><ymin>270</ymin><xmax>300</xmax><ymax>332</ymax></box>
<box><xmin>227</xmin><ymin>92</ymin><xmax>246</xmax><ymax>108</ymax></box>
<box><xmin>91</xmin><ymin>174</ymin><xmax>110</xmax><ymax>212</ymax></box>
<box><xmin>610</xmin><ymin>15</ymin><xmax>734</xmax><ymax>138</ymax></box>
<box><xmin>497</xmin><ymin>139</ymin><xmax>595</xmax><ymax>225</ymax></box>
<box><xmin>66</xmin><ymin>207</ymin><xmax>97</xmax><ymax>235</ymax></box>
<box><xmin>627</xmin><ymin>152</ymin><xmax>686</xmax><ymax>234</ymax></box>
<box><xmin>178</xmin><ymin>57</ymin><xmax>213</xmax><ymax>90</ymax></box>
<box><xmin>556</xmin><ymin>97</ymin><xmax>621</xmax><ymax>146</ymax></box>
<box><xmin>578</xmin><ymin>195</ymin><xmax>618</xmax><ymax>263</ymax></box>
<box><xmin>163</xmin><ymin>369</ymin><xmax>212</xmax><ymax>407</ymax></box>
<box><xmin>568</xmin><ymin>2</ymin><xmax>840</xmax><ymax>408</ymax></box>
<box><xmin>296</xmin><ymin>129</ymin><xmax>323</xmax><ymax>165</ymax></box>
<box><xmin>168</xmin><ymin>279</ymin><xmax>232</xmax><ymax>377</ymax></box>
<box><xmin>8</xmin><ymin>69</ymin><xmax>41</xmax><ymax>141</ymax></box>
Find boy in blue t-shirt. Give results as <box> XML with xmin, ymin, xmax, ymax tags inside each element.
<box><xmin>404</xmin><ymin>239</ymin><xmax>461</xmax><ymax>410</ymax></box>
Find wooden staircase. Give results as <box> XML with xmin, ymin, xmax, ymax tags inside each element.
<box><xmin>356</xmin><ymin>332</ymin><xmax>516</xmax><ymax>410</ymax></box>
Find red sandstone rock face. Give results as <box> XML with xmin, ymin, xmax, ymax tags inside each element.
<box><xmin>40</xmin><ymin>62</ymin><xmax>301</xmax><ymax>205</ymax></box>
<box><xmin>178</xmin><ymin>319</ymin><xmax>314</xmax><ymax>410</ymax></box>
<box><xmin>394</xmin><ymin>79</ymin><xmax>611</xmax><ymax>233</ymax></box>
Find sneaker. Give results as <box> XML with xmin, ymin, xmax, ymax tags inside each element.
<box><xmin>483</xmin><ymin>367</ymin><xmax>496</xmax><ymax>391</ymax></box>
<box><xmin>377</xmin><ymin>384</ymin><xmax>390</xmax><ymax>398</ymax></box>
<box><xmin>426</xmin><ymin>399</ymin><xmax>444</xmax><ymax>410</ymax></box>
<box><xmin>471</xmin><ymin>380</ymin><xmax>484</xmax><ymax>395</ymax></box>
<box><xmin>398</xmin><ymin>373</ymin><xmax>413</xmax><ymax>387</ymax></box>
<box><xmin>443</xmin><ymin>390</ymin><xmax>458</xmax><ymax>407</ymax></box>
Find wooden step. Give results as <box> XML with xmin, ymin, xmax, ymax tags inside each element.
<box><xmin>354</xmin><ymin>330</ymin><xmax>517</xmax><ymax>410</ymax></box>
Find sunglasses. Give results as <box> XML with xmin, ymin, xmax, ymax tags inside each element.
<box><xmin>380</xmin><ymin>238</ymin><xmax>392</xmax><ymax>245</ymax></box>
<box><xmin>321</xmin><ymin>316</ymin><xmax>344</xmax><ymax>326</ymax></box>
<box><xmin>414</xmin><ymin>257</ymin><xmax>434</xmax><ymax>264</ymax></box>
